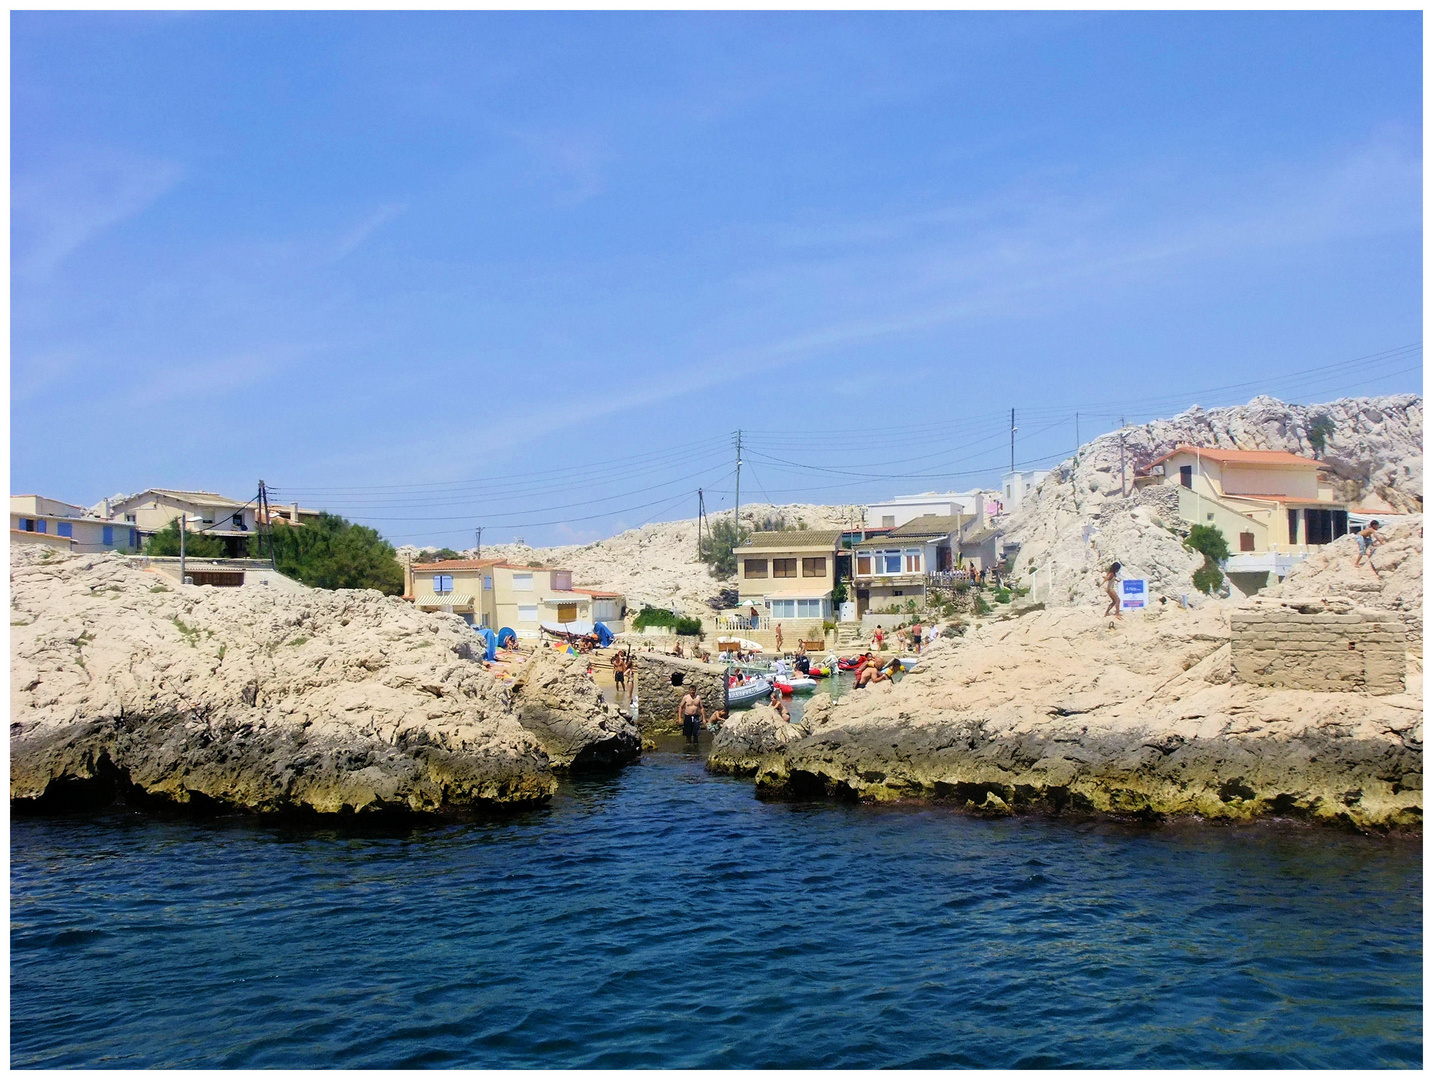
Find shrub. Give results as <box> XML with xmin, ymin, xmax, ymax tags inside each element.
<box><xmin>699</xmin><ymin>517</ymin><xmax>747</xmax><ymax>577</ymax></box>
<box><xmin>268</xmin><ymin>512</ymin><xmax>404</xmax><ymax>594</ymax></box>
<box><xmin>1306</xmin><ymin>414</ymin><xmax>1336</xmax><ymax>458</ymax></box>
<box><xmin>993</xmin><ymin>588</ymin><xmax>1012</xmax><ymax>604</ymax></box>
<box><xmin>143</xmin><ymin>520</ymin><xmax>230</xmax><ymax>559</ymax></box>
<box><xmin>1185</xmin><ymin>523</ymin><xmax>1229</xmax><ymax>595</ymax></box>
<box><xmin>1192</xmin><ymin>561</ymin><xmax>1224</xmax><ymax>595</ymax></box>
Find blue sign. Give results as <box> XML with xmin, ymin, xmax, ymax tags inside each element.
<box><xmin>1121</xmin><ymin>578</ymin><xmax>1148</xmax><ymax>610</ymax></box>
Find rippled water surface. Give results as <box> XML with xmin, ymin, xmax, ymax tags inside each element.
<box><xmin>11</xmin><ymin>752</ymin><xmax>1422</xmax><ymax>1068</ymax></box>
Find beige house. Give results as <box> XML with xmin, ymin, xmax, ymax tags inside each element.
<box><xmin>1146</xmin><ymin>445</ymin><xmax>1349</xmax><ymax>552</ymax></box>
<box><xmin>100</xmin><ymin>489</ymin><xmax>259</xmax><ymax>557</ymax></box>
<box><xmin>405</xmin><ymin>558</ymin><xmax>624</xmax><ymax>636</ymax></box>
<box><xmin>11</xmin><ymin>495</ymin><xmax>141</xmax><ymax>553</ymax></box>
<box><xmin>850</xmin><ymin>515</ymin><xmax>962</xmax><ymax>616</ymax></box>
<box><xmin>734</xmin><ymin>529</ymin><xmax>841</xmax><ymax>625</ymax></box>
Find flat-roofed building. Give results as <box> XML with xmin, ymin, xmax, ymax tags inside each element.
<box><xmin>11</xmin><ymin>494</ymin><xmax>140</xmax><ymax>553</ymax></box>
<box><xmin>734</xmin><ymin>529</ymin><xmax>841</xmax><ymax>625</ymax></box>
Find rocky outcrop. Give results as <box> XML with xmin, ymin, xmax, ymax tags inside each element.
<box><xmin>707</xmin><ymin>706</ymin><xmax>806</xmax><ymax>777</ymax></box>
<box><xmin>1261</xmin><ymin>516</ymin><xmax>1423</xmax><ymax>644</ymax></box>
<box><xmin>1005</xmin><ymin>394</ymin><xmax>1422</xmax><ymax>608</ymax></box>
<box><xmin>709</xmin><ymin>593</ymin><xmax>1422</xmax><ymax>831</ymax></box>
<box><xmin>508</xmin><ymin>651</ymin><xmax>640</xmax><ymax>769</ymax></box>
<box><xmin>10</xmin><ymin>549</ymin><xmax>630</xmax><ymax>817</ymax></box>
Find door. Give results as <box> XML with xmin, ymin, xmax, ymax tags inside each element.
<box><xmin>1180</xmin><ymin>465</ymin><xmax>1193</xmax><ymax>488</ymax></box>
<box><xmin>856</xmin><ymin>588</ymin><xmax>869</xmax><ymax>616</ymax></box>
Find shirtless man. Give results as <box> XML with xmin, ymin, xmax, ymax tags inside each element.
<box><xmin>774</xmin><ymin>622</ymin><xmax>784</xmax><ymax>651</ymax></box>
<box><xmin>678</xmin><ymin>687</ymin><xmax>706</xmax><ymax>743</ymax></box>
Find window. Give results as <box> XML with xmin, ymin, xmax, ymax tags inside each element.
<box><xmin>770</xmin><ymin>599</ymin><xmax>795</xmax><ymax>618</ymax></box>
<box><xmin>1305</xmin><ymin>509</ymin><xmax>1334</xmax><ymax>546</ymax></box>
<box><xmin>232</xmin><ymin>513</ymin><xmax>246</xmax><ymax>530</ymax></box>
<box><xmin>744</xmin><ymin>558</ymin><xmax>768</xmax><ymax>578</ymax></box>
<box><xmin>102</xmin><ymin>525</ymin><xmax>114</xmax><ymax>546</ymax></box>
<box><xmin>57</xmin><ymin>522</ymin><xmax>73</xmax><ymax>538</ymax></box>
<box><xmin>518</xmin><ymin>604</ymin><xmax>538</xmax><ymax>622</ymax></box>
<box><xmin>856</xmin><ymin>555</ymin><xmax>872</xmax><ymax>575</ymax></box>
<box><xmin>773</xmin><ymin>559</ymin><xmax>797</xmax><ymax>578</ymax></box>
<box><xmin>802</xmin><ymin>557</ymin><xmax>826</xmax><ymax>577</ymax></box>
<box><xmin>557</xmin><ymin>603</ymin><xmax>578</xmax><ymax>623</ymax></box>
<box><xmin>433</xmin><ymin>574</ymin><xmax>454</xmax><ymax>593</ymax></box>
<box><xmin>512</xmin><ymin>573</ymin><xmax>533</xmax><ymax>591</ymax></box>
<box><xmin>483</xmin><ymin>576</ymin><xmax>493</xmax><ymax>590</ymax></box>
<box><xmin>19</xmin><ymin>518</ymin><xmax>34</xmax><ymax>532</ymax></box>
<box><xmin>882</xmin><ymin>552</ymin><xmax>901</xmax><ymax>574</ymax></box>
<box><xmin>881</xmin><ymin>515</ymin><xmax>895</xmax><ymax>527</ymax></box>
<box><xmin>35</xmin><ymin>520</ymin><xmax>46</xmax><ymax>534</ymax></box>
<box><xmin>551</xmin><ymin>571</ymin><xmax>572</xmax><ymax>591</ymax></box>
<box><xmin>905</xmin><ymin>551</ymin><xmax>922</xmax><ymax>573</ymax></box>
<box><xmin>1179</xmin><ymin>465</ymin><xmax>1193</xmax><ymax>489</ymax></box>
<box><xmin>796</xmin><ymin>598</ymin><xmax>825</xmax><ymax>619</ymax></box>
<box><xmin>1239</xmin><ymin>532</ymin><xmax>1255</xmax><ymax>552</ymax></box>
<box><xmin>1287</xmin><ymin>509</ymin><xmax>1300</xmax><ymax>545</ymax></box>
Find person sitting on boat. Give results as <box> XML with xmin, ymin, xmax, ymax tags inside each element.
<box><xmin>774</xmin><ymin>656</ymin><xmax>789</xmax><ymax>680</ymax></box>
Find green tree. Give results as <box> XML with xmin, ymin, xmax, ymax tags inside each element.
<box><xmin>1305</xmin><ymin>414</ymin><xmax>1336</xmax><ymax>458</ymax></box>
<box><xmin>699</xmin><ymin>517</ymin><xmax>747</xmax><ymax>577</ymax></box>
<box><xmin>419</xmin><ymin>547</ymin><xmax>462</xmax><ymax>562</ymax></box>
<box><xmin>142</xmin><ymin>520</ymin><xmax>231</xmax><ymax>559</ymax></box>
<box><xmin>1185</xmin><ymin>523</ymin><xmax>1229</xmax><ymax>595</ymax></box>
<box><xmin>268</xmin><ymin>513</ymin><xmax>404</xmax><ymax>594</ymax></box>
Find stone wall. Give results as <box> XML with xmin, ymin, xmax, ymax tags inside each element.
<box><xmin>1230</xmin><ymin>597</ymin><xmax>1406</xmax><ymax>695</ymax></box>
<box><xmin>633</xmin><ymin>653</ymin><xmax>729</xmax><ymax>735</ymax></box>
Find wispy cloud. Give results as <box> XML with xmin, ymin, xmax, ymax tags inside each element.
<box><xmin>13</xmin><ymin>147</ymin><xmax>184</xmax><ymax>280</ymax></box>
<box><xmin>119</xmin><ymin>344</ymin><xmax>319</xmax><ymax>409</ymax></box>
<box><xmin>327</xmin><ymin>203</ymin><xmax>408</xmax><ymax>262</ymax></box>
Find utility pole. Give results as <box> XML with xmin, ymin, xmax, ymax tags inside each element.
<box><xmin>258</xmin><ymin>479</ymin><xmax>275</xmax><ymax>569</ymax></box>
<box><xmin>474</xmin><ymin>527</ymin><xmax>483</xmax><ymax>558</ymax></box>
<box><xmin>733</xmin><ymin>429</ymin><xmax>743</xmax><ymax>540</ymax></box>
<box><xmin>179</xmin><ymin>512</ymin><xmax>187</xmax><ymax>584</ymax></box>
<box><xmin>1119</xmin><ymin>417</ymin><xmax>1127</xmax><ymax>498</ymax></box>
<box><xmin>1009</xmin><ymin>408</ymin><xmax>1016</xmax><ymax>475</ymax></box>
<box><xmin>696</xmin><ymin>488</ymin><xmax>705</xmax><ymax>560</ymax></box>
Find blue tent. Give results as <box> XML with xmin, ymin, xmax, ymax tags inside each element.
<box><xmin>497</xmin><ymin>627</ymin><xmax>518</xmax><ymax>649</ymax></box>
<box><xmin>474</xmin><ymin>625</ymin><xmax>498</xmax><ymax>661</ymax></box>
<box><xmin>593</xmin><ymin>621</ymin><xmax>614</xmax><ymax>648</ymax></box>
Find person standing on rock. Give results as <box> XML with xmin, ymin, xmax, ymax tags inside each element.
<box><xmin>910</xmin><ymin>620</ymin><xmax>923</xmax><ymax>654</ymax></box>
<box><xmin>1354</xmin><ymin>520</ymin><xmax>1385</xmax><ymax>574</ymax></box>
<box><xmin>873</xmin><ymin>625</ymin><xmax>885</xmax><ymax>651</ymax></box>
<box><xmin>1103</xmin><ymin>562</ymin><xmax>1124</xmax><ymax>620</ymax></box>
<box><xmin>678</xmin><ymin>687</ymin><xmax>706</xmax><ymax>743</ymax></box>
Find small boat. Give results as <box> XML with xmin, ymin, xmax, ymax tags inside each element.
<box><xmin>836</xmin><ymin>656</ymin><xmax>868</xmax><ymax>671</ymax></box>
<box><xmin>727</xmin><ymin>676</ymin><xmax>772</xmax><ymax>709</ymax></box>
<box><xmin>898</xmin><ymin>657</ymin><xmax>921</xmax><ymax>671</ymax></box>
<box><xmin>774</xmin><ymin>676</ymin><xmax>818</xmax><ymax>695</ymax></box>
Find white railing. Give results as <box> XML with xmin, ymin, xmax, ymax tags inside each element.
<box><xmin>714</xmin><ymin>614</ymin><xmax>770</xmax><ymax>633</ymax></box>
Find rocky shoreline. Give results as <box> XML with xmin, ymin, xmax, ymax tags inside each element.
<box><xmin>709</xmin><ymin>523</ymin><xmax>1423</xmax><ymax>834</ymax></box>
<box><xmin>11</xmin><ymin>549</ymin><xmax>638</xmax><ymax>817</ymax></box>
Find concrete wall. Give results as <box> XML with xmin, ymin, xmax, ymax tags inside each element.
<box><xmin>1231</xmin><ymin>598</ymin><xmax>1406</xmax><ymax>695</ymax></box>
<box><xmin>633</xmin><ymin>653</ymin><xmax>728</xmax><ymax>735</ymax></box>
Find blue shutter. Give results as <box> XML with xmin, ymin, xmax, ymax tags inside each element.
<box><xmin>103</xmin><ymin>525</ymin><xmax>114</xmax><ymax>546</ymax></box>
<box><xmin>57</xmin><ymin>522</ymin><xmax>73</xmax><ymax>537</ymax></box>
<box><xmin>130</xmin><ymin>529</ymin><xmax>138</xmax><ymax>548</ymax></box>
<box><xmin>36</xmin><ymin>520</ymin><xmax>46</xmax><ymax>534</ymax></box>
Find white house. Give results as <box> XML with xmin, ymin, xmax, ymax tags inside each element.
<box><xmin>865</xmin><ymin>491</ymin><xmax>987</xmax><ymax>529</ymax></box>
<box><xmin>1001</xmin><ymin>470</ymin><xmax>1049</xmax><ymax>515</ymax></box>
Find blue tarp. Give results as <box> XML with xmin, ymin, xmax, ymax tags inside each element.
<box><xmin>497</xmin><ymin>627</ymin><xmax>517</xmax><ymax>649</ymax></box>
<box><xmin>593</xmin><ymin>621</ymin><xmax>614</xmax><ymax>648</ymax></box>
<box><xmin>475</xmin><ymin>625</ymin><xmax>498</xmax><ymax>661</ymax></box>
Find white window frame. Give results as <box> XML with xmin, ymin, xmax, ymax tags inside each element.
<box><xmin>512</xmin><ymin>573</ymin><xmax>534</xmax><ymax>592</ymax></box>
<box><xmin>517</xmin><ymin>604</ymin><xmax>539</xmax><ymax>622</ymax></box>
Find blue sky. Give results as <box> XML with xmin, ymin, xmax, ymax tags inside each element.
<box><xmin>11</xmin><ymin>11</ymin><xmax>1422</xmax><ymax>547</ymax></box>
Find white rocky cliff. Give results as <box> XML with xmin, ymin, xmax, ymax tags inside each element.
<box><xmin>1004</xmin><ymin>394</ymin><xmax>1422</xmax><ymax>607</ymax></box>
<box><xmin>10</xmin><ymin>548</ymin><xmax>638</xmax><ymax>816</ymax></box>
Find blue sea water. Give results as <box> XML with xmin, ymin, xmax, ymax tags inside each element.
<box><xmin>10</xmin><ymin>751</ymin><xmax>1422</xmax><ymax>1069</ymax></box>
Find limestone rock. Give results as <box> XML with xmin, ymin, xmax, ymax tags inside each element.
<box><xmin>508</xmin><ymin>651</ymin><xmax>640</xmax><ymax>769</ymax></box>
<box><xmin>713</xmin><ymin>580</ymin><xmax>1423</xmax><ymax>830</ymax></box>
<box><xmin>8</xmin><ymin>548</ymin><xmax>630</xmax><ymax>816</ymax></box>
<box><xmin>707</xmin><ymin>706</ymin><xmax>805</xmax><ymax>777</ymax></box>
<box><xmin>1005</xmin><ymin>394</ymin><xmax>1422</xmax><ymax>609</ymax></box>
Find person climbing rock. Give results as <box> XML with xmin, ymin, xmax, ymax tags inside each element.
<box><xmin>1103</xmin><ymin>562</ymin><xmax>1123</xmax><ymax>620</ymax></box>
<box><xmin>1354</xmin><ymin>520</ymin><xmax>1385</xmax><ymax>575</ymax></box>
